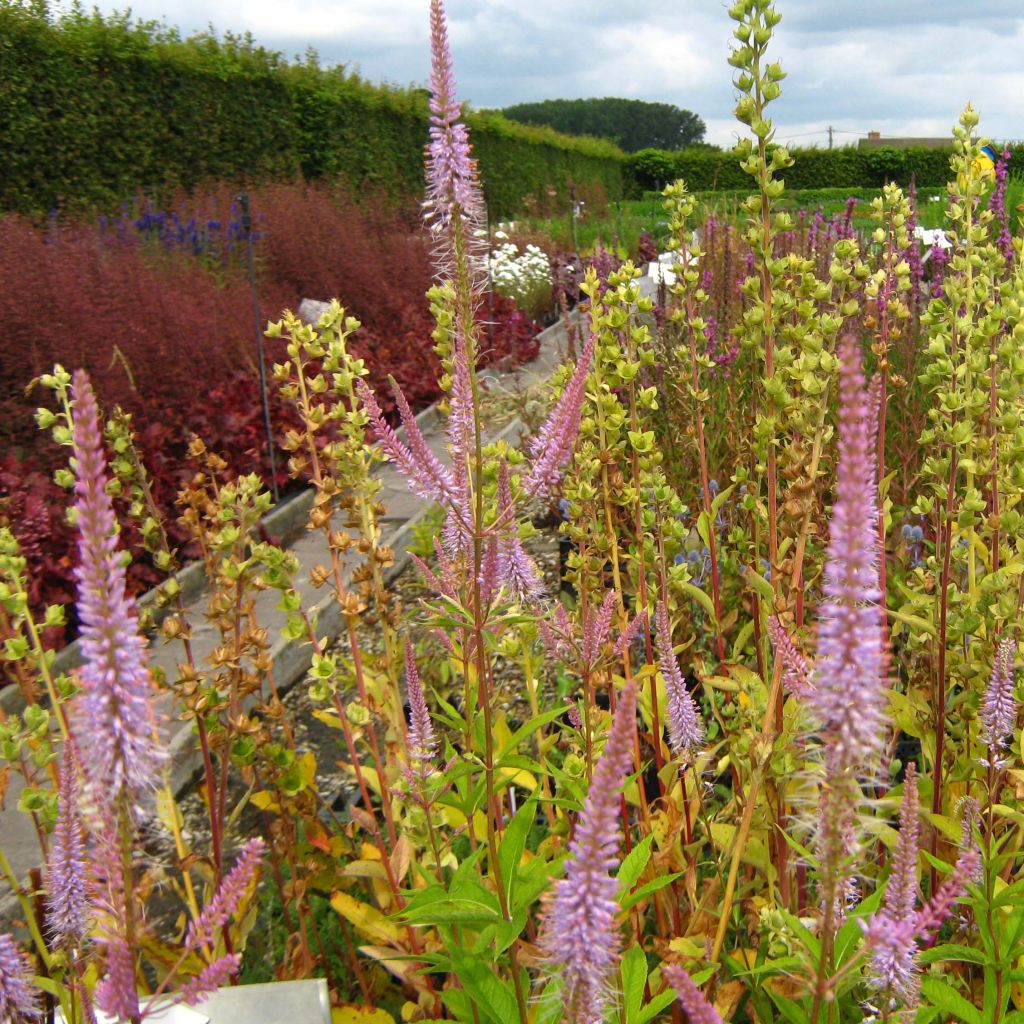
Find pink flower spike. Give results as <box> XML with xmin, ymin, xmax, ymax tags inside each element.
<box><xmin>404</xmin><ymin>644</ymin><xmax>436</xmax><ymax>771</ymax></box>
<box><xmin>425</xmin><ymin>0</ymin><xmax>485</xmax><ymax>271</ymax></box>
<box><xmin>867</xmin><ymin>764</ymin><xmax>920</xmax><ymax>997</ymax></box>
<box><xmin>543</xmin><ymin>681</ymin><xmax>637</xmax><ymax>1024</ymax></box>
<box><xmin>95</xmin><ymin>936</ymin><xmax>138</xmax><ymax>1024</ymax></box>
<box><xmin>524</xmin><ymin>334</ymin><xmax>595</xmax><ymax>500</ymax></box>
<box><xmin>45</xmin><ymin>744</ymin><xmax>90</xmax><ymax>948</ymax></box>
<box><xmin>185</xmin><ymin>838</ymin><xmax>265</xmax><ymax>952</ymax></box>
<box><xmin>356</xmin><ymin>378</ymin><xmax>454</xmax><ymax>505</ymax></box>
<box><xmin>494</xmin><ymin>461</ymin><xmax>544</xmax><ymax>603</ymax></box>
<box><xmin>613</xmin><ymin>610</ymin><xmax>648</xmax><ymax>659</ymax></box>
<box><xmin>174</xmin><ymin>953</ymin><xmax>242</xmax><ymax>1006</ymax></box>
<box><xmin>662</xmin><ymin>962</ymin><xmax>723</xmax><ymax>1024</ymax></box>
<box><xmin>581</xmin><ymin>591</ymin><xmax>618</xmax><ymax>671</ymax></box>
<box><xmin>0</xmin><ymin>932</ymin><xmax>41</xmax><ymax>1023</ymax></box>
<box><xmin>655</xmin><ymin>601</ymin><xmax>704</xmax><ymax>760</ymax></box>
<box><xmin>809</xmin><ymin>336</ymin><xmax>887</xmax><ymax>772</ymax></box>
<box><xmin>980</xmin><ymin>637</ymin><xmax>1017</xmax><ymax>753</ymax></box>
<box><xmin>767</xmin><ymin>615</ymin><xmax>813</xmax><ymax>700</ymax></box>
<box><xmin>71</xmin><ymin>371</ymin><xmax>164</xmax><ymax>812</ymax></box>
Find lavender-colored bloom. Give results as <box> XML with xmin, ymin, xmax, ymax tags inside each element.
<box><xmin>403</xmin><ymin>645</ymin><xmax>436</xmax><ymax>772</ymax></box>
<box><xmin>424</xmin><ymin>1</ymin><xmax>484</xmax><ymax>279</ymax></box>
<box><xmin>980</xmin><ymin>637</ymin><xmax>1017</xmax><ymax>753</ymax></box>
<box><xmin>613</xmin><ymin>610</ymin><xmax>648</xmax><ymax>660</ymax></box>
<box><xmin>988</xmin><ymin>150</ymin><xmax>1014</xmax><ymax>265</ymax></box>
<box><xmin>663</xmin><ymin>962</ymin><xmax>722</xmax><ymax>1024</ymax></box>
<box><xmin>0</xmin><ymin>933</ymin><xmax>40</xmax><ymax>1023</ymax></box>
<box><xmin>867</xmin><ymin>764</ymin><xmax>920</xmax><ymax>998</ymax></box>
<box><xmin>494</xmin><ymin>462</ymin><xmax>544</xmax><ymax>603</ymax></box>
<box><xmin>71</xmin><ymin>371</ymin><xmax>163</xmax><ymax>810</ymax></box>
<box><xmin>356</xmin><ymin>378</ymin><xmax>456</xmax><ymax>507</ymax></box>
<box><xmin>185</xmin><ymin>837</ymin><xmax>265</xmax><ymax>951</ymax></box>
<box><xmin>45</xmin><ymin>745</ymin><xmax>90</xmax><ymax>948</ymax></box>
<box><xmin>543</xmin><ymin>681</ymin><xmax>637</xmax><ymax>1024</ymax></box>
<box><xmin>861</xmin><ymin>845</ymin><xmax>979</xmax><ymax>992</ymax></box>
<box><xmin>655</xmin><ymin>602</ymin><xmax>704</xmax><ymax>760</ymax></box>
<box><xmin>175</xmin><ymin>953</ymin><xmax>242</xmax><ymax>1006</ymax></box>
<box><xmin>766</xmin><ymin>615</ymin><xmax>813</xmax><ymax>700</ymax></box>
<box><xmin>957</xmin><ymin>796</ymin><xmax>983</xmax><ymax>884</ymax></box>
<box><xmin>809</xmin><ymin>336</ymin><xmax>887</xmax><ymax>772</ymax></box>
<box><xmin>524</xmin><ymin>334</ymin><xmax>596</xmax><ymax>500</ymax></box>
<box><xmin>580</xmin><ymin>591</ymin><xmax>617</xmax><ymax>671</ymax></box>
<box><xmin>95</xmin><ymin>935</ymin><xmax>138</xmax><ymax>1023</ymax></box>
<box><xmin>538</xmin><ymin>604</ymin><xmax>575</xmax><ymax>663</ymax></box>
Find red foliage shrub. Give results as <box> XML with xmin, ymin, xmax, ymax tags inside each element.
<box><xmin>0</xmin><ymin>180</ymin><xmax>543</xmax><ymax>651</ymax></box>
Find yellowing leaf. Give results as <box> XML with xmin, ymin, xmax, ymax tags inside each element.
<box><xmin>250</xmin><ymin>791</ymin><xmax>279</xmax><ymax>813</ymax></box>
<box><xmin>330</xmin><ymin>891</ymin><xmax>402</xmax><ymax>945</ymax></box>
<box><xmin>498</xmin><ymin>766</ymin><xmax>537</xmax><ymax>790</ymax></box>
<box><xmin>332</xmin><ymin>1006</ymin><xmax>395</xmax><ymax>1024</ymax></box>
<box><xmin>311</xmin><ymin>708</ymin><xmax>343</xmax><ymax>731</ymax></box>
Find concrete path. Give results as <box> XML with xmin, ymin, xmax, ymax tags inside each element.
<box><xmin>0</xmin><ymin>316</ymin><xmax>577</xmax><ymax>920</ymax></box>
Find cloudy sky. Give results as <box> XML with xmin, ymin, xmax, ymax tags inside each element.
<box><xmin>84</xmin><ymin>0</ymin><xmax>1024</xmax><ymax>149</ymax></box>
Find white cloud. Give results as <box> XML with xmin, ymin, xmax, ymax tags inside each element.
<box><xmin>81</xmin><ymin>0</ymin><xmax>1024</xmax><ymax>148</ymax></box>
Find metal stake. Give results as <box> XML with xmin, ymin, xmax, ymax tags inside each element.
<box><xmin>237</xmin><ymin>192</ymin><xmax>280</xmax><ymax>504</ymax></box>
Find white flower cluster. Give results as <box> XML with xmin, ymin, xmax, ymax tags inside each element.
<box><xmin>487</xmin><ymin>242</ymin><xmax>553</xmax><ymax>317</ymax></box>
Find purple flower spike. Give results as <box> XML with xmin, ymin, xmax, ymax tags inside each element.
<box><xmin>809</xmin><ymin>336</ymin><xmax>887</xmax><ymax>772</ymax></box>
<box><xmin>867</xmin><ymin>764</ymin><xmax>920</xmax><ymax>997</ymax></box>
<box><xmin>544</xmin><ymin>681</ymin><xmax>637</xmax><ymax>1024</ymax></box>
<box><xmin>0</xmin><ymin>932</ymin><xmax>41</xmax><ymax>1023</ymax></box>
<box><xmin>425</xmin><ymin>0</ymin><xmax>484</xmax><ymax>264</ymax></box>
<box><xmin>767</xmin><ymin>615</ymin><xmax>813</xmax><ymax>700</ymax></box>
<box><xmin>404</xmin><ymin>644</ymin><xmax>436</xmax><ymax>772</ymax></box>
<box><xmin>185</xmin><ymin>837</ymin><xmax>265</xmax><ymax>952</ymax></box>
<box><xmin>655</xmin><ymin>601</ymin><xmax>704</xmax><ymax>760</ymax></box>
<box><xmin>495</xmin><ymin>462</ymin><xmax>544</xmax><ymax>603</ymax></box>
<box><xmin>71</xmin><ymin>371</ymin><xmax>164</xmax><ymax>811</ymax></box>
<box><xmin>663</xmin><ymin>962</ymin><xmax>723</xmax><ymax>1024</ymax></box>
<box><xmin>980</xmin><ymin>637</ymin><xmax>1017</xmax><ymax>754</ymax></box>
<box><xmin>356</xmin><ymin>378</ymin><xmax>455</xmax><ymax>506</ymax></box>
<box><xmin>95</xmin><ymin>936</ymin><xmax>138</xmax><ymax>1024</ymax></box>
<box><xmin>176</xmin><ymin>953</ymin><xmax>242</xmax><ymax>1006</ymax></box>
<box><xmin>580</xmin><ymin>591</ymin><xmax>618</xmax><ymax>671</ymax></box>
<box><xmin>861</xmin><ymin>844</ymin><xmax>979</xmax><ymax>998</ymax></box>
<box><xmin>45</xmin><ymin>745</ymin><xmax>90</xmax><ymax>948</ymax></box>
<box><xmin>525</xmin><ymin>334</ymin><xmax>596</xmax><ymax>500</ymax></box>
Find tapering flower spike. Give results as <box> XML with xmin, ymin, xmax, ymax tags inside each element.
<box><xmin>71</xmin><ymin>371</ymin><xmax>163</xmax><ymax>811</ymax></box>
<box><xmin>663</xmin><ymin>963</ymin><xmax>723</xmax><ymax>1024</ymax></box>
<box><xmin>861</xmin><ymin>845</ymin><xmax>979</xmax><ymax>1000</ymax></box>
<box><xmin>980</xmin><ymin>636</ymin><xmax>1017</xmax><ymax>753</ymax></box>
<box><xmin>809</xmin><ymin>335</ymin><xmax>887</xmax><ymax>772</ymax></box>
<box><xmin>404</xmin><ymin>645</ymin><xmax>436</xmax><ymax>772</ymax></box>
<box><xmin>767</xmin><ymin>615</ymin><xmax>813</xmax><ymax>700</ymax></box>
<box><xmin>580</xmin><ymin>591</ymin><xmax>617</xmax><ymax>671</ymax></box>
<box><xmin>866</xmin><ymin>764</ymin><xmax>920</xmax><ymax>998</ymax></box>
<box><xmin>45</xmin><ymin>744</ymin><xmax>90</xmax><ymax>948</ymax></box>
<box><xmin>175</xmin><ymin>954</ymin><xmax>242</xmax><ymax>1006</ymax></box>
<box><xmin>524</xmin><ymin>333</ymin><xmax>596</xmax><ymax>500</ymax></box>
<box><xmin>0</xmin><ymin>932</ymin><xmax>40</xmax><ymax>1023</ymax></box>
<box><xmin>184</xmin><ymin>837</ymin><xmax>265</xmax><ymax>952</ymax></box>
<box><xmin>495</xmin><ymin>461</ymin><xmax>544</xmax><ymax>603</ymax></box>
<box><xmin>544</xmin><ymin>681</ymin><xmax>637</xmax><ymax>1024</ymax></box>
<box><xmin>425</xmin><ymin>0</ymin><xmax>485</xmax><ymax>280</ymax></box>
<box><xmin>356</xmin><ymin>378</ymin><xmax>456</xmax><ymax>507</ymax></box>
<box><xmin>655</xmin><ymin>601</ymin><xmax>704</xmax><ymax>760</ymax></box>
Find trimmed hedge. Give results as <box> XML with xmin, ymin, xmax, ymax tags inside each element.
<box><xmin>626</xmin><ymin>144</ymin><xmax>1024</xmax><ymax>195</ymax></box>
<box><xmin>0</xmin><ymin>5</ymin><xmax>625</xmax><ymax>217</ymax></box>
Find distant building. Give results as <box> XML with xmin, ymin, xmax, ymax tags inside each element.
<box><xmin>858</xmin><ymin>131</ymin><xmax>949</xmax><ymax>150</ymax></box>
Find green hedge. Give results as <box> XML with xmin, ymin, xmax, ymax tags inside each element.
<box><xmin>0</xmin><ymin>5</ymin><xmax>624</xmax><ymax>217</ymax></box>
<box><xmin>626</xmin><ymin>144</ymin><xmax>1024</xmax><ymax>195</ymax></box>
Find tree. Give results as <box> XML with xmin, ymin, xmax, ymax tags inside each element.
<box><xmin>500</xmin><ymin>97</ymin><xmax>705</xmax><ymax>152</ymax></box>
